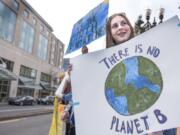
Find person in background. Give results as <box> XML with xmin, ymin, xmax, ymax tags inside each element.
<box><xmin>55</xmin><ymin>66</ymin><xmax>72</xmax><ymax>135</ymax></box>
<box><xmin>81</xmin><ymin>45</ymin><xmax>88</xmax><ymax>54</ymax></box>
<box><xmin>106</xmin><ymin>12</ymin><xmax>177</xmax><ymax>135</ymax></box>
<box><xmin>59</xmin><ymin>45</ymin><xmax>89</xmax><ymax>135</ymax></box>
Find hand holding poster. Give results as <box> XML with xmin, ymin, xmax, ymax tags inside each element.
<box><xmin>70</xmin><ymin>16</ymin><xmax>180</xmax><ymax>135</ymax></box>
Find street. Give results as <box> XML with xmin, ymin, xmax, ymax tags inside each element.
<box><xmin>0</xmin><ymin>104</ymin><xmax>53</xmax><ymax>112</ymax></box>
<box><xmin>0</xmin><ymin>104</ymin><xmax>53</xmax><ymax>120</ymax></box>
<box><xmin>0</xmin><ymin>114</ymin><xmax>52</xmax><ymax>135</ymax></box>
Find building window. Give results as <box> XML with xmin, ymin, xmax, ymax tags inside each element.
<box><xmin>40</xmin><ymin>73</ymin><xmax>51</xmax><ymax>83</ymax></box>
<box><xmin>52</xmin><ymin>39</ymin><xmax>56</xmax><ymax>45</ymax></box>
<box><xmin>60</xmin><ymin>58</ymin><xmax>63</xmax><ymax>64</ymax></box>
<box><xmin>0</xmin><ymin>58</ymin><xmax>14</xmax><ymax>102</ymax></box>
<box><xmin>46</xmin><ymin>30</ymin><xmax>49</xmax><ymax>36</ymax></box>
<box><xmin>0</xmin><ymin>81</ymin><xmax>10</xmax><ymax>102</ymax></box>
<box><xmin>0</xmin><ymin>1</ymin><xmax>16</xmax><ymax>42</ymax></box>
<box><xmin>20</xmin><ymin>65</ymin><xmax>37</xmax><ymax>79</ymax></box>
<box><xmin>59</xmin><ymin>65</ymin><xmax>61</xmax><ymax>69</ymax></box>
<box><xmin>32</xmin><ymin>17</ymin><xmax>36</xmax><ymax>26</ymax></box>
<box><xmin>0</xmin><ymin>57</ymin><xmax>14</xmax><ymax>71</ymax></box>
<box><xmin>52</xmin><ymin>46</ymin><xmax>55</xmax><ymax>52</ymax></box>
<box><xmin>40</xmin><ymin>24</ymin><xmax>44</xmax><ymax>32</ymax></box>
<box><xmin>50</xmin><ymin>60</ymin><xmax>54</xmax><ymax>65</ymax></box>
<box><xmin>19</xmin><ymin>21</ymin><xmax>35</xmax><ymax>53</ymax></box>
<box><xmin>17</xmin><ymin>88</ymin><xmax>34</xmax><ymax>97</ymax></box>
<box><xmin>37</xmin><ymin>34</ymin><xmax>48</xmax><ymax>60</ymax></box>
<box><xmin>13</xmin><ymin>0</ymin><xmax>19</xmax><ymax>10</ymax></box>
<box><xmin>51</xmin><ymin>54</ymin><xmax>54</xmax><ymax>59</ymax></box>
<box><xmin>23</xmin><ymin>10</ymin><xmax>29</xmax><ymax>18</ymax></box>
<box><xmin>61</xmin><ymin>52</ymin><xmax>64</xmax><ymax>58</ymax></box>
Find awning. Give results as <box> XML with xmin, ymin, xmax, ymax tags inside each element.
<box><xmin>18</xmin><ymin>84</ymin><xmax>42</xmax><ymax>89</ymax></box>
<box><xmin>54</xmin><ymin>85</ymin><xmax>59</xmax><ymax>89</ymax></box>
<box><xmin>0</xmin><ymin>67</ymin><xmax>17</xmax><ymax>81</ymax></box>
<box><xmin>18</xmin><ymin>76</ymin><xmax>42</xmax><ymax>90</ymax></box>
<box><xmin>40</xmin><ymin>81</ymin><xmax>56</xmax><ymax>91</ymax></box>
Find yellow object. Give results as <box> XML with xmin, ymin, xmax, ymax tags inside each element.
<box><xmin>59</xmin><ymin>72</ymin><xmax>65</xmax><ymax>80</ymax></box>
<box><xmin>104</xmin><ymin>0</ymin><xmax>109</xmax><ymax>3</ymax></box>
<box><xmin>49</xmin><ymin>97</ymin><xmax>65</xmax><ymax>135</ymax></box>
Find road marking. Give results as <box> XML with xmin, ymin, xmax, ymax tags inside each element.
<box><xmin>0</xmin><ymin>107</ymin><xmax>53</xmax><ymax>113</ymax></box>
<box><xmin>0</xmin><ymin>118</ymin><xmax>25</xmax><ymax>124</ymax></box>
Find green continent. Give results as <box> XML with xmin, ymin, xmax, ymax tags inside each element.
<box><xmin>105</xmin><ymin>56</ymin><xmax>162</xmax><ymax>115</ymax></box>
<box><xmin>105</xmin><ymin>62</ymin><xmax>126</xmax><ymax>96</ymax></box>
<box><xmin>138</xmin><ymin>56</ymin><xmax>163</xmax><ymax>89</ymax></box>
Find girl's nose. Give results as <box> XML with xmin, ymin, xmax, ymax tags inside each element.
<box><xmin>117</xmin><ymin>23</ymin><xmax>123</xmax><ymax>30</ymax></box>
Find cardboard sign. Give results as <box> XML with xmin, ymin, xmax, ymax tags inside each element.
<box><xmin>71</xmin><ymin>16</ymin><xmax>180</xmax><ymax>135</ymax></box>
<box><xmin>66</xmin><ymin>1</ymin><xmax>109</xmax><ymax>54</ymax></box>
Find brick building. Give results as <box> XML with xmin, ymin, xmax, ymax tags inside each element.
<box><xmin>0</xmin><ymin>0</ymin><xmax>64</xmax><ymax>102</ymax></box>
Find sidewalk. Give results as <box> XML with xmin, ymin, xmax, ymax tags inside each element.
<box><xmin>0</xmin><ymin>102</ymin><xmax>8</xmax><ymax>107</ymax></box>
<box><xmin>0</xmin><ymin>104</ymin><xmax>53</xmax><ymax>121</ymax></box>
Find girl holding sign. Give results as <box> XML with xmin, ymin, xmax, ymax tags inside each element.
<box><xmin>106</xmin><ymin>12</ymin><xmax>178</xmax><ymax>135</ymax></box>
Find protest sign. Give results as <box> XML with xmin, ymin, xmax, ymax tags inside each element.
<box><xmin>71</xmin><ymin>16</ymin><xmax>180</xmax><ymax>135</ymax></box>
<box><xmin>65</xmin><ymin>0</ymin><xmax>109</xmax><ymax>54</ymax></box>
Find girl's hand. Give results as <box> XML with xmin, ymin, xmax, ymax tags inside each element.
<box><xmin>67</xmin><ymin>64</ymin><xmax>72</xmax><ymax>75</ymax></box>
<box><xmin>61</xmin><ymin>111</ymin><xmax>69</xmax><ymax>121</ymax></box>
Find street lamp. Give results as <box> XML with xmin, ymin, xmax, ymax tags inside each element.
<box><xmin>143</xmin><ymin>8</ymin><xmax>152</xmax><ymax>31</ymax></box>
<box><xmin>134</xmin><ymin>15</ymin><xmax>144</xmax><ymax>35</ymax></box>
<box><xmin>134</xmin><ymin>8</ymin><xmax>165</xmax><ymax>35</ymax></box>
<box><xmin>145</xmin><ymin>8</ymin><xmax>152</xmax><ymax>22</ymax></box>
<box><xmin>159</xmin><ymin>8</ymin><xmax>165</xmax><ymax>24</ymax></box>
<box><xmin>152</xmin><ymin>17</ymin><xmax>157</xmax><ymax>27</ymax></box>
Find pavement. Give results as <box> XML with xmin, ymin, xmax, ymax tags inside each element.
<box><xmin>0</xmin><ymin>102</ymin><xmax>54</xmax><ymax>121</ymax></box>
<box><xmin>0</xmin><ymin>103</ymin><xmax>66</xmax><ymax>135</ymax></box>
<box><xmin>0</xmin><ymin>102</ymin><xmax>8</xmax><ymax>106</ymax></box>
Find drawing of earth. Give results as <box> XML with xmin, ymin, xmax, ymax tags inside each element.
<box><xmin>105</xmin><ymin>56</ymin><xmax>163</xmax><ymax>116</ymax></box>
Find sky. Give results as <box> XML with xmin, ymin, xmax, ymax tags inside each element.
<box><xmin>26</xmin><ymin>0</ymin><xmax>180</xmax><ymax>58</ymax></box>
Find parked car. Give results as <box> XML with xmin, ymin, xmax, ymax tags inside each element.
<box><xmin>8</xmin><ymin>96</ymin><xmax>35</xmax><ymax>106</ymax></box>
<box><xmin>37</xmin><ymin>96</ymin><xmax>54</xmax><ymax>105</ymax></box>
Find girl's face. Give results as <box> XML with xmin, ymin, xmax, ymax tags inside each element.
<box><xmin>110</xmin><ymin>15</ymin><xmax>131</xmax><ymax>44</ymax></box>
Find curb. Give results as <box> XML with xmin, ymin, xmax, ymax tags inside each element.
<box><xmin>0</xmin><ymin>109</ymin><xmax>53</xmax><ymax>121</ymax></box>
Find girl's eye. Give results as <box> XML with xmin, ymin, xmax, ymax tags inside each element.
<box><xmin>112</xmin><ymin>23</ymin><xmax>118</xmax><ymax>29</ymax></box>
<box><xmin>121</xmin><ymin>21</ymin><xmax>127</xmax><ymax>26</ymax></box>
<box><xmin>111</xmin><ymin>21</ymin><xmax>128</xmax><ymax>29</ymax></box>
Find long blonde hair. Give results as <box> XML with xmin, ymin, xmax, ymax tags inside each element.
<box><xmin>106</xmin><ymin>13</ymin><xmax>134</xmax><ymax>48</ymax></box>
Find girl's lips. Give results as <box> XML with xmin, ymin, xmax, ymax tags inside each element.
<box><xmin>117</xmin><ymin>32</ymin><xmax>126</xmax><ymax>37</ymax></box>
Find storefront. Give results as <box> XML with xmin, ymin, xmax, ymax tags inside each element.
<box><xmin>0</xmin><ymin>67</ymin><xmax>17</xmax><ymax>102</ymax></box>
<box><xmin>39</xmin><ymin>81</ymin><xmax>56</xmax><ymax>98</ymax></box>
<box><xmin>17</xmin><ymin>76</ymin><xmax>42</xmax><ymax>97</ymax></box>
<box><xmin>0</xmin><ymin>58</ymin><xmax>17</xmax><ymax>102</ymax></box>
